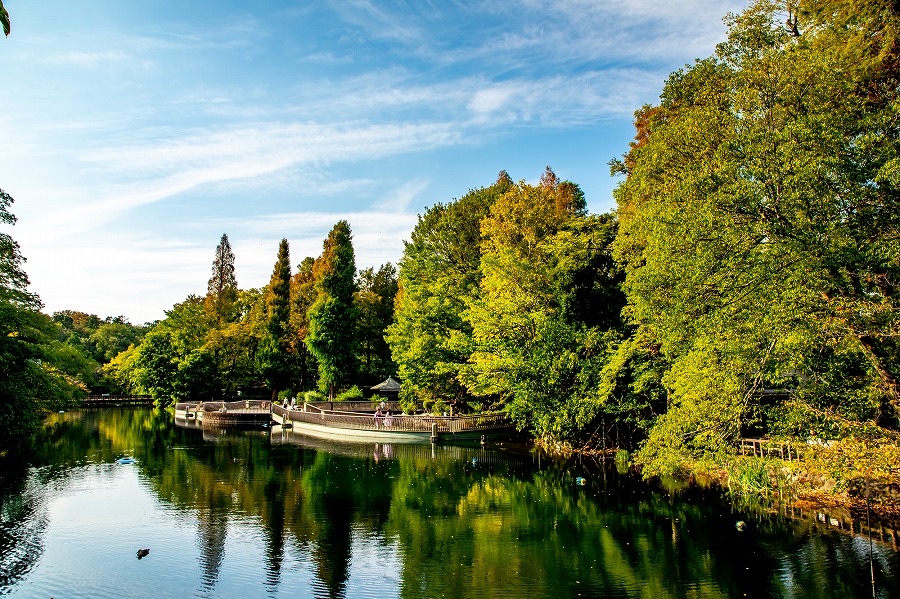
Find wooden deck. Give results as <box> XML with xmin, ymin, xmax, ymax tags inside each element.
<box><xmin>173</xmin><ymin>400</ymin><xmax>514</xmax><ymax>442</ymax></box>
<box><xmin>175</xmin><ymin>400</ymin><xmax>273</xmax><ymax>427</ymax></box>
<box><xmin>271</xmin><ymin>404</ymin><xmax>513</xmax><ymax>443</ymax></box>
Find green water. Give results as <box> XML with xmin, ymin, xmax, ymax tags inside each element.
<box><xmin>0</xmin><ymin>408</ymin><xmax>896</xmax><ymax>598</ymax></box>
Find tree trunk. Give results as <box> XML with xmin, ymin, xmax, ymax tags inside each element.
<box><xmin>857</xmin><ymin>335</ymin><xmax>900</xmax><ymax>418</ymax></box>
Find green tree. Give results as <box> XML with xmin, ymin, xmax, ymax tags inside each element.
<box><xmin>205</xmin><ymin>233</ymin><xmax>238</xmax><ymax>325</ymax></box>
<box><xmin>289</xmin><ymin>257</ymin><xmax>319</xmax><ymax>392</ymax></box>
<box><xmin>90</xmin><ymin>320</ymin><xmax>145</xmax><ymax>363</ymax></box>
<box><xmin>611</xmin><ymin>0</ymin><xmax>900</xmax><ymax>475</ymax></box>
<box><xmin>386</xmin><ymin>174</ymin><xmax>510</xmax><ymax>414</ymax></box>
<box><xmin>0</xmin><ymin>189</ymin><xmax>84</xmax><ymax>445</ymax></box>
<box><xmin>306</xmin><ymin>221</ymin><xmax>358</xmax><ymax>399</ymax></box>
<box><xmin>0</xmin><ymin>0</ymin><xmax>9</xmax><ymax>38</ymax></box>
<box><xmin>260</xmin><ymin>239</ymin><xmax>294</xmax><ymax>399</ymax></box>
<box><xmin>463</xmin><ymin>175</ymin><xmax>636</xmax><ymax>443</ymax></box>
<box><xmin>126</xmin><ymin>296</ymin><xmax>213</xmax><ymax>405</ymax></box>
<box><xmin>355</xmin><ymin>263</ymin><xmax>398</xmax><ymax>384</ymax></box>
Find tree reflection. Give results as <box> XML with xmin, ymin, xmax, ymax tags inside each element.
<box><xmin>1</xmin><ymin>409</ymin><xmax>897</xmax><ymax>598</ymax></box>
<box><xmin>0</xmin><ymin>461</ymin><xmax>48</xmax><ymax>592</ymax></box>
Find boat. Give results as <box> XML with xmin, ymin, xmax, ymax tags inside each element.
<box><xmin>270</xmin><ymin>403</ymin><xmax>513</xmax><ymax>444</ymax></box>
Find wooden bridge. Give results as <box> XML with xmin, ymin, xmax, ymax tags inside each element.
<box><xmin>83</xmin><ymin>394</ymin><xmax>154</xmax><ymax>407</ymax></box>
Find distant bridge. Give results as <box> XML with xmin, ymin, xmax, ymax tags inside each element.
<box><xmin>82</xmin><ymin>394</ymin><xmax>155</xmax><ymax>407</ymax></box>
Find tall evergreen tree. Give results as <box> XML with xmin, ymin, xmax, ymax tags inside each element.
<box><xmin>205</xmin><ymin>233</ymin><xmax>238</xmax><ymax>324</ymax></box>
<box><xmin>261</xmin><ymin>238</ymin><xmax>293</xmax><ymax>398</ymax></box>
<box><xmin>306</xmin><ymin>221</ymin><xmax>358</xmax><ymax>399</ymax></box>
<box><xmin>289</xmin><ymin>257</ymin><xmax>319</xmax><ymax>392</ymax></box>
<box><xmin>267</xmin><ymin>239</ymin><xmax>291</xmax><ymax>340</ymax></box>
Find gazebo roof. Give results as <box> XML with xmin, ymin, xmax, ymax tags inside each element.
<box><xmin>371</xmin><ymin>376</ymin><xmax>401</xmax><ymax>391</ymax></box>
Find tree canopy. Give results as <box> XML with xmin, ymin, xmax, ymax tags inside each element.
<box><xmin>386</xmin><ymin>175</ymin><xmax>509</xmax><ymax>414</ymax></box>
<box><xmin>611</xmin><ymin>0</ymin><xmax>900</xmax><ymax>475</ymax></box>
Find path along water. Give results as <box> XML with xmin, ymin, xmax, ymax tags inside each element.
<box><xmin>0</xmin><ymin>408</ymin><xmax>897</xmax><ymax>598</ymax></box>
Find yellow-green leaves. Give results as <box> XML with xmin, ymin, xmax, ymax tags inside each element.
<box><xmin>0</xmin><ymin>0</ymin><xmax>9</xmax><ymax>38</ymax></box>
<box><xmin>616</xmin><ymin>0</ymin><xmax>900</xmax><ymax>476</ymax></box>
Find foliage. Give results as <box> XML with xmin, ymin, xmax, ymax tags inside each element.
<box><xmin>335</xmin><ymin>385</ymin><xmax>364</xmax><ymax>401</ymax></box>
<box><xmin>259</xmin><ymin>239</ymin><xmax>294</xmax><ymax>397</ymax></box>
<box><xmin>463</xmin><ymin>175</ymin><xmax>636</xmax><ymax>443</ymax></box>
<box><xmin>303</xmin><ymin>389</ymin><xmax>327</xmax><ymax>402</ymax></box>
<box><xmin>50</xmin><ymin>310</ymin><xmax>147</xmax><ymax>392</ymax></box>
<box><xmin>122</xmin><ymin>296</ymin><xmax>214</xmax><ymax>406</ymax></box>
<box><xmin>306</xmin><ymin>221</ymin><xmax>359</xmax><ymax>398</ymax></box>
<box><xmin>205</xmin><ymin>233</ymin><xmax>238</xmax><ymax>324</ymax></box>
<box><xmin>0</xmin><ymin>189</ymin><xmax>85</xmax><ymax>445</ymax></box>
<box><xmin>289</xmin><ymin>257</ymin><xmax>319</xmax><ymax>391</ymax></box>
<box><xmin>354</xmin><ymin>263</ymin><xmax>398</xmax><ymax>384</ymax></box>
<box><xmin>0</xmin><ymin>0</ymin><xmax>8</xmax><ymax>38</ymax></box>
<box><xmin>613</xmin><ymin>0</ymin><xmax>900</xmax><ymax>476</ymax></box>
<box><xmin>386</xmin><ymin>175</ymin><xmax>510</xmax><ymax>414</ymax></box>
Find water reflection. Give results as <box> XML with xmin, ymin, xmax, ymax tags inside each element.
<box><xmin>0</xmin><ymin>409</ymin><xmax>897</xmax><ymax>599</ymax></box>
<box><xmin>0</xmin><ymin>466</ymin><xmax>48</xmax><ymax>592</ymax></box>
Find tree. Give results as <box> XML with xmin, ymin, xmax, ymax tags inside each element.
<box><xmin>0</xmin><ymin>189</ymin><xmax>84</xmax><ymax>445</ymax></box>
<box><xmin>260</xmin><ymin>239</ymin><xmax>293</xmax><ymax>399</ymax></box>
<box><xmin>386</xmin><ymin>174</ymin><xmax>510</xmax><ymax>414</ymax></box>
<box><xmin>205</xmin><ymin>233</ymin><xmax>238</xmax><ymax>325</ymax></box>
<box><xmin>289</xmin><ymin>257</ymin><xmax>319</xmax><ymax>392</ymax></box>
<box><xmin>463</xmin><ymin>175</ymin><xmax>634</xmax><ymax>443</ymax></box>
<box><xmin>306</xmin><ymin>221</ymin><xmax>358</xmax><ymax>399</ymax></box>
<box><xmin>1</xmin><ymin>1</ymin><xmax>9</xmax><ymax>38</ymax></box>
<box><xmin>126</xmin><ymin>296</ymin><xmax>213</xmax><ymax>405</ymax></box>
<box><xmin>611</xmin><ymin>0</ymin><xmax>900</xmax><ymax>475</ymax></box>
<box><xmin>0</xmin><ymin>190</ymin><xmax>37</xmax><ymax>309</ymax></box>
<box><xmin>354</xmin><ymin>263</ymin><xmax>398</xmax><ymax>384</ymax></box>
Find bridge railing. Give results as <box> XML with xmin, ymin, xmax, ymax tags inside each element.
<box><xmin>738</xmin><ymin>438</ymin><xmax>804</xmax><ymax>461</ymax></box>
<box><xmin>303</xmin><ymin>400</ymin><xmax>402</xmax><ymax>412</ymax></box>
<box><xmin>175</xmin><ymin>400</ymin><xmax>272</xmax><ymax>412</ymax></box>
<box><xmin>274</xmin><ymin>404</ymin><xmax>510</xmax><ymax>434</ymax></box>
<box><xmin>83</xmin><ymin>395</ymin><xmax>154</xmax><ymax>406</ymax></box>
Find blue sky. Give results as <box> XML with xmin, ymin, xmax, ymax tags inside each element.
<box><xmin>1</xmin><ymin>0</ymin><xmax>746</xmax><ymax>324</ymax></box>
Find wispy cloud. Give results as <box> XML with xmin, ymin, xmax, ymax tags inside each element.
<box><xmin>4</xmin><ymin>0</ymin><xmax>748</xmax><ymax>322</ymax></box>
<box><xmin>43</xmin><ymin>50</ymin><xmax>138</xmax><ymax>68</ymax></box>
<box><xmin>32</xmin><ymin>121</ymin><xmax>459</xmax><ymax>237</ymax></box>
<box><xmin>26</xmin><ymin>203</ymin><xmax>419</xmax><ymax>322</ymax></box>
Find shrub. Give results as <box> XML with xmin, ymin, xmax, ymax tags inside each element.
<box><xmin>336</xmin><ymin>385</ymin><xmax>364</xmax><ymax>401</ymax></box>
<box><xmin>303</xmin><ymin>390</ymin><xmax>326</xmax><ymax>402</ymax></box>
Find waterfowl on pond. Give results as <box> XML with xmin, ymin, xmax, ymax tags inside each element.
<box><xmin>136</xmin><ymin>548</ymin><xmax>150</xmax><ymax>559</ymax></box>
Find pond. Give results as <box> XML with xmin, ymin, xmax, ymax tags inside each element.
<box><xmin>0</xmin><ymin>408</ymin><xmax>897</xmax><ymax>598</ymax></box>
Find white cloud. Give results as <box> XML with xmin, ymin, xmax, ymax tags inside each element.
<box><xmin>28</xmin><ymin>121</ymin><xmax>459</xmax><ymax>238</ymax></box>
<box><xmin>42</xmin><ymin>50</ymin><xmax>136</xmax><ymax>68</ymax></box>
<box><xmin>27</xmin><ymin>206</ymin><xmax>419</xmax><ymax>323</ymax></box>
<box><xmin>3</xmin><ymin>0</ymin><xmax>750</xmax><ymax>324</ymax></box>
<box><xmin>469</xmin><ymin>84</ymin><xmax>519</xmax><ymax>116</ymax></box>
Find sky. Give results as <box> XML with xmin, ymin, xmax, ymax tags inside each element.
<box><xmin>1</xmin><ymin>0</ymin><xmax>747</xmax><ymax>324</ymax></box>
